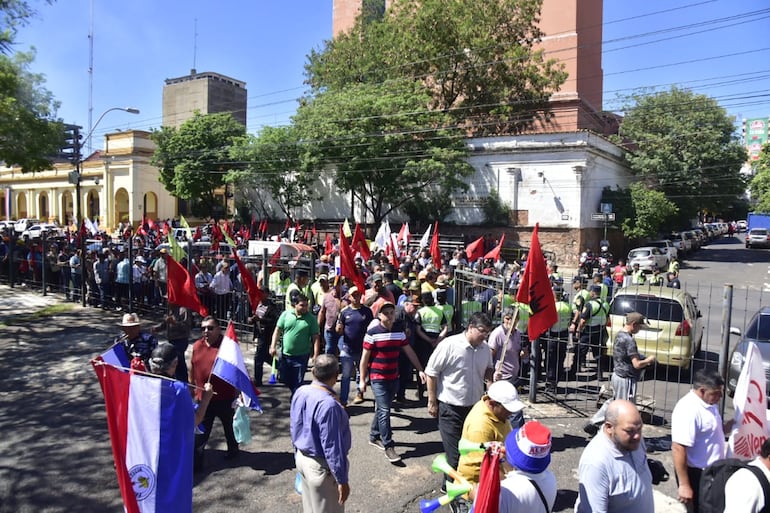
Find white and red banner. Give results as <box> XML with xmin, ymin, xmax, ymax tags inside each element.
<box><xmin>92</xmin><ymin>362</ymin><xmax>194</xmax><ymax>513</ymax></box>
<box><xmin>729</xmin><ymin>341</ymin><xmax>769</xmax><ymax>459</ymax></box>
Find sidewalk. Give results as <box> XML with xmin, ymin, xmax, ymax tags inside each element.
<box><xmin>0</xmin><ymin>282</ymin><xmax>684</xmax><ymax>513</ymax></box>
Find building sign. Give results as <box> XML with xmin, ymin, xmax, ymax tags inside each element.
<box><xmin>746</xmin><ymin>117</ymin><xmax>769</xmax><ymax>161</ymax></box>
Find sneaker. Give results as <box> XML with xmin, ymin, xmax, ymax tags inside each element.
<box><xmin>450</xmin><ymin>498</ymin><xmax>471</xmax><ymax>513</ymax></box>
<box><xmin>583</xmin><ymin>422</ymin><xmax>599</xmax><ymax>436</ymax></box>
<box><xmin>384</xmin><ymin>446</ymin><xmax>401</xmax><ymax>463</ymax></box>
<box><xmin>352</xmin><ymin>392</ymin><xmax>364</xmax><ymax>404</ymax></box>
<box><xmin>369</xmin><ymin>439</ymin><xmax>385</xmax><ymax>451</ymax></box>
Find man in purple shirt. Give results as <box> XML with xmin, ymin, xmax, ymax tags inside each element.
<box><xmin>291</xmin><ymin>354</ymin><xmax>352</xmax><ymax>513</ymax></box>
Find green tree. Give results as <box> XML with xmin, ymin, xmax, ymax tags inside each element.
<box><xmin>305</xmin><ymin>0</ymin><xmax>567</xmax><ymax>136</ymax></box>
<box><xmin>602</xmin><ymin>182</ymin><xmax>678</xmax><ymax>239</ymax></box>
<box><xmin>614</xmin><ymin>87</ymin><xmax>747</xmax><ymax>225</ymax></box>
<box><xmin>150</xmin><ymin>112</ymin><xmax>246</xmax><ymax>215</ymax></box>
<box><xmin>749</xmin><ymin>143</ymin><xmax>770</xmax><ymax>213</ymax></box>
<box><xmin>228</xmin><ymin>125</ymin><xmax>317</xmax><ymax>220</ymax></box>
<box><xmin>482</xmin><ymin>188</ymin><xmax>511</xmax><ymax>226</ymax></box>
<box><xmin>293</xmin><ymin>80</ymin><xmax>473</xmax><ymax>226</ymax></box>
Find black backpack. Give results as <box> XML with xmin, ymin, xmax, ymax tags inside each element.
<box><xmin>699</xmin><ymin>458</ymin><xmax>770</xmax><ymax>513</ymax></box>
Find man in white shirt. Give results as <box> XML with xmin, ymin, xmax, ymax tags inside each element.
<box><xmin>209</xmin><ymin>261</ymin><xmax>233</xmax><ymax>320</ymax></box>
<box><xmin>725</xmin><ymin>438</ymin><xmax>770</xmax><ymax>513</ymax></box>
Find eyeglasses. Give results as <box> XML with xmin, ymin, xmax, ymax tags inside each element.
<box><xmin>201</xmin><ymin>325</ymin><xmax>217</xmax><ymax>331</ymax></box>
<box><xmin>473</xmin><ymin>326</ymin><xmax>491</xmax><ymax>335</ymax></box>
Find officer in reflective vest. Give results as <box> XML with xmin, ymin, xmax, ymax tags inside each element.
<box><xmin>630</xmin><ymin>263</ymin><xmax>646</xmax><ymax>285</ymax></box>
<box><xmin>268</xmin><ymin>266</ymin><xmax>291</xmax><ymax>302</ymax></box>
<box><xmin>546</xmin><ymin>289</ymin><xmax>573</xmax><ymax>390</ymax></box>
<box><xmin>414</xmin><ymin>292</ymin><xmax>448</xmax><ymax>399</ymax></box>
<box><xmin>573</xmin><ymin>285</ymin><xmax>609</xmax><ymax>380</ymax></box>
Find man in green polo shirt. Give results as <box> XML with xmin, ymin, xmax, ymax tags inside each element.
<box><xmin>270</xmin><ymin>294</ymin><xmax>320</xmax><ymax>396</ymax></box>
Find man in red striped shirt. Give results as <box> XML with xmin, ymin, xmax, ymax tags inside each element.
<box><xmin>359</xmin><ymin>302</ymin><xmax>426</xmax><ymax>463</ymax></box>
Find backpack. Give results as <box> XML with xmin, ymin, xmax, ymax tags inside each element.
<box><xmin>699</xmin><ymin>458</ymin><xmax>770</xmax><ymax>513</ymax></box>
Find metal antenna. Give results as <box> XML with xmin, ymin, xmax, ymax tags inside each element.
<box><xmin>87</xmin><ymin>0</ymin><xmax>94</xmax><ymax>154</ymax></box>
<box><xmin>192</xmin><ymin>18</ymin><xmax>198</xmax><ymax>72</ymax></box>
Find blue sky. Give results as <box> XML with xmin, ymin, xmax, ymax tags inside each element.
<box><xmin>13</xmin><ymin>0</ymin><xmax>770</xmax><ymax>147</ymax></box>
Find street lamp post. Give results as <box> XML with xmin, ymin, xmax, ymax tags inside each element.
<box><xmin>71</xmin><ymin>107</ymin><xmax>139</xmax><ymax>307</ymax></box>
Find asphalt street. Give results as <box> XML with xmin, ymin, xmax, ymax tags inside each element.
<box><xmin>0</xmin><ymin>283</ymin><xmax>685</xmax><ymax>513</ymax></box>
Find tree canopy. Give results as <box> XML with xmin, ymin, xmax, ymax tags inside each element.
<box><xmin>305</xmin><ymin>0</ymin><xmax>567</xmax><ymax>137</ymax></box>
<box><xmin>293</xmin><ymin>80</ymin><xmax>473</xmax><ymax>226</ymax></box>
<box><xmin>150</xmin><ymin>112</ymin><xmax>246</xmax><ymax>215</ymax></box>
<box><xmin>614</xmin><ymin>87</ymin><xmax>747</xmax><ymax>225</ymax></box>
<box><xmin>749</xmin><ymin>144</ymin><xmax>770</xmax><ymax>213</ymax></box>
<box><xmin>227</xmin><ymin>125</ymin><xmax>317</xmax><ymax>221</ymax></box>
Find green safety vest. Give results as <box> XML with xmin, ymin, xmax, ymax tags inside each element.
<box><xmin>586</xmin><ymin>299</ymin><xmax>608</xmax><ymax>327</ymax></box>
<box><xmin>572</xmin><ymin>289</ymin><xmax>590</xmax><ymax>314</ymax></box>
<box><xmin>668</xmin><ymin>260</ymin><xmax>680</xmax><ymax>274</ymax></box>
<box><xmin>419</xmin><ymin>305</ymin><xmax>445</xmax><ymax>335</ymax></box>
<box><xmin>631</xmin><ymin>269</ymin><xmax>646</xmax><ymax>285</ymax></box>
<box><xmin>462</xmin><ymin>300</ymin><xmax>483</xmax><ymax>326</ymax></box>
<box><xmin>440</xmin><ymin>303</ymin><xmax>454</xmax><ymax>330</ymax></box>
<box><xmin>514</xmin><ymin>302</ymin><xmax>532</xmax><ymax>332</ymax></box>
<box><xmin>269</xmin><ymin>271</ymin><xmax>291</xmax><ymax>297</ymax></box>
<box><xmin>552</xmin><ymin>301</ymin><xmax>572</xmax><ymax>332</ymax></box>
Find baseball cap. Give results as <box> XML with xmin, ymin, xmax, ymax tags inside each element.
<box><xmin>589</xmin><ymin>285</ymin><xmax>602</xmax><ymax>294</ymax></box>
<box><xmin>487</xmin><ymin>380</ymin><xmax>525</xmax><ymax>414</ymax></box>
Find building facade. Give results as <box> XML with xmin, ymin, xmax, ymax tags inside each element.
<box><xmin>162</xmin><ymin>70</ymin><xmax>248</xmax><ymax>129</ymax></box>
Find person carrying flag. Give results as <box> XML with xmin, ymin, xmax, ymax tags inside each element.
<box><xmin>189</xmin><ymin>316</ymin><xmax>240</xmax><ymax>471</ymax></box>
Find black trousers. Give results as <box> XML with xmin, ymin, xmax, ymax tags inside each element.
<box><xmin>438</xmin><ymin>401</ymin><xmax>472</xmax><ymax>483</ymax></box>
<box><xmin>195</xmin><ymin>399</ymin><xmax>238</xmax><ymax>454</ymax></box>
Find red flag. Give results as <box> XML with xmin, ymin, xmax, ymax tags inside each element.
<box><xmin>483</xmin><ymin>234</ymin><xmax>505</xmax><ymax>262</ymax></box>
<box><xmin>138</xmin><ymin>216</ymin><xmax>148</xmax><ymax>237</ymax></box>
<box><xmin>339</xmin><ymin>225</ymin><xmax>366</xmax><ymax>292</ymax></box>
<box><xmin>465</xmin><ymin>236</ymin><xmax>485</xmax><ymax>262</ymax></box>
<box><xmin>243</xmin><ymin>228</ymin><xmax>250</xmax><ymax>241</ymax></box>
<box><xmin>324</xmin><ymin>233</ymin><xmax>333</xmax><ymax>256</ymax></box>
<box><xmin>472</xmin><ymin>446</ymin><xmax>502</xmax><ymax>513</ymax></box>
<box><xmin>210</xmin><ymin>223</ymin><xmax>223</xmax><ymax>252</ymax></box>
<box><xmin>352</xmin><ymin>223</ymin><xmax>371</xmax><ymax>261</ymax></box>
<box><xmin>312</xmin><ymin>224</ymin><xmax>317</xmax><ymax>238</ymax></box>
<box><xmin>231</xmin><ymin>248</ymin><xmax>264</xmax><ymax>313</ymax></box>
<box><xmin>161</xmin><ymin>221</ymin><xmax>170</xmax><ymax>237</ymax></box>
<box><xmin>269</xmin><ymin>247</ymin><xmax>282</xmax><ymax>267</ymax></box>
<box><xmin>147</xmin><ymin>218</ymin><xmax>156</xmax><ymax>231</ymax></box>
<box><xmin>223</xmin><ymin>220</ymin><xmax>233</xmax><ymax>237</ymax></box>
<box><xmin>165</xmin><ymin>254</ymin><xmax>208</xmax><ymax>316</ymax></box>
<box><xmin>122</xmin><ymin>225</ymin><xmax>132</xmax><ymax>240</ymax></box>
<box><xmin>429</xmin><ymin>221</ymin><xmax>441</xmax><ymax>268</ymax></box>
<box><xmin>193</xmin><ymin>226</ymin><xmax>202</xmax><ymax>241</ymax></box>
<box><xmin>284</xmin><ymin>218</ymin><xmax>291</xmax><ymax>232</ymax></box>
<box><xmin>397</xmin><ymin>222</ymin><xmax>411</xmax><ymax>246</ymax></box>
<box><xmin>516</xmin><ymin>224</ymin><xmax>557</xmax><ymax>340</ymax></box>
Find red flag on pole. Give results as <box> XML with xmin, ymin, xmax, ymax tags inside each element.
<box><xmin>269</xmin><ymin>247</ymin><xmax>282</xmax><ymax>267</ymax></box>
<box><xmin>483</xmin><ymin>234</ymin><xmax>505</xmax><ymax>262</ymax></box>
<box><xmin>211</xmin><ymin>223</ymin><xmax>223</xmax><ymax>252</ymax></box>
<box><xmin>312</xmin><ymin>223</ymin><xmax>317</xmax><ymax>238</ymax></box>
<box><xmin>230</xmin><ymin>247</ymin><xmax>264</xmax><ymax>313</ymax></box>
<box><xmin>339</xmin><ymin>225</ymin><xmax>366</xmax><ymax>292</ymax></box>
<box><xmin>193</xmin><ymin>226</ymin><xmax>202</xmax><ymax>241</ymax></box>
<box><xmin>515</xmin><ymin>224</ymin><xmax>557</xmax><ymax>340</ymax></box>
<box><xmin>472</xmin><ymin>447</ymin><xmax>502</xmax><ymax>513</ymax></box>
<box><xmin>284</xmin><ymin>218</ymin><xmax>291</xmax><ymax>232</ymax></box>
<box><xmin>352</xmin><ymin>223</ymin><xmax>371</xmax><ymax>261</ymax></box>
<box><xmin>324</xmin><ymin>234</ymin><xmax>333</xmax><ymax>256</ymax></box>
<box><xmin>429</xmin><ymin>221</ymin><xmax>441</xmax><ymax>269</ymax></box>
<box><xmin>465</xmin><ymin>236</ymin><xmax>485</xmax><ymax>262</ymax></box>
<box><xmin>147</xmin><ymin>218</ymin><xmax>156</xmax><ymax>232</ymax></box>
<box><xmin>165</xmin><ymin>254</ymin><xmax>208</xmax><ymax>316</ymax></box>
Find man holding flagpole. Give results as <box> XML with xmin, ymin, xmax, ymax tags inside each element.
<box><xmin>189</xmin><ymin>316</ymin><xmax>240</xmax><ymax>471</ymax></box>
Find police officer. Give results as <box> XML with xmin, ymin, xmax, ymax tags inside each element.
<box><xmin>546</xmin><ymin>289</ymin><xmax>572</xmax><ymax>391</ymax></box>
<box><xmin>630</xmin><ymin>263</ymin><xmax>646</xmax><ymax>285</ymax></box>
<box><xmin>268</xmin><ymin>264</ymin><xmax>291</xmax><ymax>302</ymax></box>
<box><xmin>574</xmin><ymin>285</ymin><xmax>609</xmax><ymax>380</ymax></box>
<box><xmin>415</xmin><ymin>292</ymin><xmax>448</xmax><ymax>400</ymax></box>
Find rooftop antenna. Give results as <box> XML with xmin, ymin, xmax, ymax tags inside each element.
<box><xmin>87</xmin><ymin>0</ymin><xmax>94</xmax><ymax>154</ymax></box>
<box><xmin>191</xmin><ymin>18</ymin><xmax>197</xmax><ymax>75</ymax></box>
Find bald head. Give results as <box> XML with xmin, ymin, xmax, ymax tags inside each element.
<box><xmin>604</xmin><ymin>400</ymin><xmax>643</xmax><ymax>452</ymax></box>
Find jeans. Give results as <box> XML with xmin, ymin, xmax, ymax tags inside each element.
<box><xmin>339</xmin><ymin>352</ymin><xmax>361</xmax><ymax>404</ymax></box>
<box><xmin>369</xmin><ymin>379</ymin><xmax>399</xmax><ymax>448</ymax></box>
<box><xmin>281</xmin><ymin>353</ymin><xmax>310</xmax><ymax>396</ymax></box>
<box><xmin>324</xmin><ymin>330</ymin><xmax>339</xmax><ymax>355</ymax></box>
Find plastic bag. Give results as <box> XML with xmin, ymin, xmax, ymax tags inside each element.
<box><xmin>233</xmin><ymin>404</ymin><xmax>252</xmax><ymax>445</ymax></box>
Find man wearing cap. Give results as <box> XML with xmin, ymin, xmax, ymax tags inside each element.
<box><xmin>286</xmin><ymin>269</ymin><xmax>312</xmax><ymax>312</ymax></box>
<box><xmin>336</xmin><ymin>286</ymin><xmax>373</xmax><ymax>405</ymax></box>
<box><xmin>382</xmin><ymin>271</ymin><xmax>403</xmax><ymax>304</ymax></box>
<box><xmin>666</xmin><ymin>271</ymin><xmax>681</xmax><ymax>289</ymax></box>
<box><xmin>457</xmin><ymin>380</ymin><xmax>524</xmax><ymax>489</ymax></box>
<box><xmin>310</xmin><ymin>273</ymin><xmax>330</xmax><ymax>311</ymax></box>
<box><xmin>572</xmin><ymin>284</ymin><xmax>609</xmax><ymax>380</ymax></box>
<box><xmin>575</xmin><ymin>400</ymin><xmax>654</xmax><ymax>513</ymax></box>
<box><xmin>152</xmin><ymin>248</ymin><xmax>168</xmax><ymax>305</ymax></box>
<box><xmin>415</xmin><ymin>292</ymin><xmax>448</xmax><ymax>399</ymax></box>
<box><xmin>584</xmin><ymin>312</ymin><xmax>656</xmax><ymax>435</ymax></box>
<box><xmin>117</xmin><ymin>312</ymin><xmax>158</xmax><ymax>370</ymax></box>
<box><xmin>363</xmin><ymin>273</ymin><xmax>394</xmax><ymax>316</ymax></box>
<box><xmin>499</xmin><ymin>421</ymin><xmax>558</xmax><ymax>513</ymax></box>
<box><xmin>630</xmin><ymin>263</ymin><xmax>645</xmax><ymax>285</ymax></box>
<box><xmin>425</xmin><ymin>312</ymin><xmax>494</xmax><ymax>491</ymax></box>
<box><xmin>359</xmin><ymin>301</ymin><xmax>426</xmax><ymax>463</ymax></box>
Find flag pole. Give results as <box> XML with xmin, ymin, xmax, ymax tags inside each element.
<box><xmin>91</xmin><ymin>359</ymin><xmax>214</xmax><ymax>393</ymax></box>
<box><xmin>495</xmin><ymin>306</ymin><xmax>519</xmax><ymax>378</ymax></box>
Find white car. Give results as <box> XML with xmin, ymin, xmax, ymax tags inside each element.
<box><xmin>737</xmin><ymin>220</ymin><xmax>748</xmax><ymax>232</ymax></box>
<box><xmin>646</xmin><ymin>240</ymin><xmax>677</xmax><ymax>262</ymax></box>
<box><xmin>627</xmin><ymin>246</ymin><xmax>670</xmax><ymax>272</ymax></box>
<box><xmin>14</xmin><ymin>218</ymin><xmax>40</xmax><ymax>233</ymax></box>
<box><xmin>22</xmin><ymin>223</ymin><xmax>64</xmax><ymax>240</ymax></box>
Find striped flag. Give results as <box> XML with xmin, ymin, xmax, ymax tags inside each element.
<box><xmin>92</xmin><ymin>362</ymin><xmax>195</xmax><ymax>513</ymax></box>
<box><xmin>212</xmin><ymin>323</ymin><xmax>262</xmax><ymax>411</ymax></box>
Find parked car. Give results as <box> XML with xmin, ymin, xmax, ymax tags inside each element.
<box><xmin>736</xmin><ymin>220</ymin><xmax>748</xmax><ymax>232</ymax></box>
<box><xmin>670</xmin><ymin>232</ymin><xmax>693</xmax><ymax>254</ymax></box>
<box><xmin>727</xmin><ymin>307</ymin><xmax>770</xmax><ymax>396</ymax></box>
<box><xmin>745</xmin><ymin>228</ymin><xmax>770</xmax><ymax>249</ymax></box>
<box><xmin>607</xmin><ymin>285</ymin><xmax>704</xmax><ymax>369</ymax></box>
<box><xmin>627</xmin><ymin>246</ymin><xmax>669</xmax><ymax>272</ymax></box>
<box><xmin>646</xmin><ymin>239</ymin><xmax>678</xmax><ymax>262</ymax></box>
<box><xmin>22</xmin><ymin>223</ymin><xmax>64</xmax><ymax>240</ymax></box>
<box><xmin>14</xmin><ymin>218</ymin><xmax>39</xmax><ymax>233</ymax></box>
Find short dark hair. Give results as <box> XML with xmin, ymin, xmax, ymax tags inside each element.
<box><xmin>693</xmin><ymin>368</ymin><xmax>724</xmax><ymax>390</ymax></box>
<box><xmin>468</xmin><ymin>312</ymin><xmax>492</xmax><ymax>331</ymax></box>
<box><xmin>201</xmin><ymin>315</ymin><xmax>219</xmax><ymax>327</ymax></box>
<box><xmin>312</xmin><ymin>354</ymin><xmax>340</xmax><ymax>382</ymax></box>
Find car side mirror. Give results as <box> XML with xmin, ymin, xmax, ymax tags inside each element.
<box><xmin>729</xmin><ymin>326</ymin><xmax>741</xmax><ymax>336</ymax></box>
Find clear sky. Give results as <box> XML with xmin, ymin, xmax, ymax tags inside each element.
<box><xmin>13</xmin><ymin>0</ymin><xmax>770</xmax><ymax>149</ymax></box>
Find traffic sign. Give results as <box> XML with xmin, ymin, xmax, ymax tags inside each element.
<box><xmin>591</xmin><ymin>213</ymin><xmax>615</xmax><ymax>221</ymax></box>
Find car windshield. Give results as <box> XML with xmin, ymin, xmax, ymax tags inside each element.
<box><xmin>745</xmin><ymin>313</ymin><xmax>770</xmax><ymax>341</ymax></box>
<box><xmin>751</xmin><ymin>229</ymin><xmax>768</xmax><ymax>235</ymax></box>
<box><xmin>629</xmin><ymin>249</ymin><xmax>650</xmax><ymax>258</ymax></box>
<box><xmin>610</xmin><ymin>295</ymin><xmax>684</xmax><ymax>323</ymax></box>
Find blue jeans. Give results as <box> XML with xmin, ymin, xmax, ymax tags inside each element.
<box><xmin>369</xmin><ymin>379</ymin><xmax>398</xmax><ymax>448</ymax></box>
<box><xmin>339</xmin><ymin>352</ymin><xmax>361</xmax><ymax>404</ymax></box>
<box><xmin>281</xmin><ymin>353</ymin><xmax>310</xmax><ymax>396</ymax></box>
<box><xmin>324</xmin><ymin>330</ymin><xmax>339</xmax><ymax>355</ymax></box>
